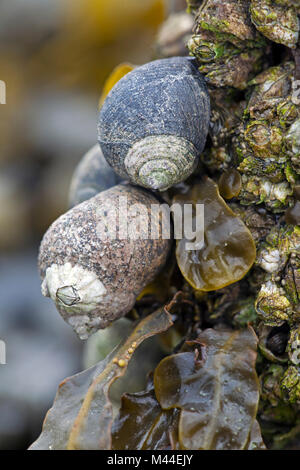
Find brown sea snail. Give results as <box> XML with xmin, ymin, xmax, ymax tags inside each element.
<box><xmin>38</xmin><ymin>184</ymin><xmax>172</xmax><ymax>339</ymax></box>
<box><xmin>98</xmin><ymin>57</ymin><xmax>210</xmax><ymax>191</ymax></box>
<box><xmin>68</xmin><ymin>144</ymin><xmax>122</xmax><ymax>208</ymax></box>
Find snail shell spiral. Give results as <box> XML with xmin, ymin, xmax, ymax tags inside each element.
<box><xmin>98</xmin><ymin>57</ymin><xmax>210</xmax><ymax>190</ymax></box>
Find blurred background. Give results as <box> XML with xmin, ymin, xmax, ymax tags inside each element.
<box><xmin>0</xmin><ymin>0</ymin><xmax>192</xmax><ymax>450</ymax></box>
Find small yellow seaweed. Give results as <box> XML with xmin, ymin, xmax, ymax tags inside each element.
<box><xmin>99</xmin><ymin>63</ymin><xmax>134</xmax><ymax>108</ymax></box>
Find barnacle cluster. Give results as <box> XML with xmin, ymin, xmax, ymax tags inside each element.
<box><xmin>188</xmin><ymin>0</ymin><xmax>266</xmax><ymax>89</ymax></box>
<box><xmin>250</xmin><ymin>0</ymin><xmax>300</xmax><ymax>48</ymax></box>
<box><xmin>187</xmin><ymin>0</ymin><xmax>300</xmax><ymax>447</ymax></box>
<box><xmin>255</xmin><ymin>225</ymin><xmax>300</xmax><ymax>326</ymax></box>
<box><xmin>233</xmin><ymin>62</ymin><xmax>299</xmax><ymax>211</ymax></box>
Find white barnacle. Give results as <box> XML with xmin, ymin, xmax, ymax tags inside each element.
<box><xmin>41</xmin><ymin>262</ymin><xmax>107</xmax><ymax>338</ymax></box>
<box><xmin>258</xmin><ymin>280</ymin><xmax>291</xmax><ymax>320</ymax></box>
<box><xmin>260</xmin><ymin>179</ymin><xmax>292</xmax><ymax>203</ymax></box>
<box><xmin>258</xmin><ymin>248</ymin><xmax>281</xmax><ymax>273</ymax></box>
<box><xmin>286</xmin><ymin>119</ymin><xmax>300</xmax><ymax>154</ymax></box>
<box><xmin>260</xmin><ymin>179</ymin><xmax>272</xmax><ymax>198</ymax></box>
<box><xmin>272</xmin><ymin>181</ymin><xmax>293</xmax><ymax>202</ymax></box>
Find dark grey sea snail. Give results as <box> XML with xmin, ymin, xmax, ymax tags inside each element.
<box><xmin>98</xmin><ymin>57</ymin><xmax>210</xmax><ymax>191</ymax></box>
<box><xmin>68</xmin><ymin>144</ymin><xmax>122</xmax><ymax>208</ymax></box>
<box><xmin>38</xmin><ymin>184</ymin><xmax>171</xmax><ymax>339</ymax></box>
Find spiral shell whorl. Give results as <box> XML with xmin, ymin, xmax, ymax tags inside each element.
<box><xmin>98</xmin><ymin>57</ymin><xmax>210</xmax><ymax>189</ymax></box>
<box><xmin>124</xmin><ymin>135</ymin><xmax>198</xmax><ymax>190</ymax></box>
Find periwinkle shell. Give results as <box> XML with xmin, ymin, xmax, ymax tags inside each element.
<box><xmin>68</xmin><ymin>144</ymin><xmax>122</xmax><ymax>208</ymax></box>
<box><xmin>98</xmin><ymin>57</ymin><xmax>210</xmax><ymax>191</ymax></box>
<box><xmin>39</xmin><ymin>184</ymin><xmax>172</xmax><ymax>339</ymax></box>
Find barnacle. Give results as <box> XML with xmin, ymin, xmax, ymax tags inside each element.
<box><xmin>288</xmin><ymin>327</ymin><xmax>300</xmax><ymax>364</ymax></box>
<box><xmin>194</xmin><ymin>0</ymin><xmax>262</xmax><ymax>46</ymax></box>
<box><xmin>286</xmin><ymin>121</ymin><xmax>300</xmax><ymax>175</ymax></box>
<box><xmin>281</xmin><ymin>366</ymin><xmax>300</xmax><ymax>404</ymax></box>
<box><xmin>260</xmin><ymin>364</ymin><xmax>286</xmax><ymax>407</ymax></box>
<box><xmin>188</xmin><ymin>0</ymin><xmax>266</xmax><ymax>89</ymax></box>
<box><xmin>259</xmin><ymin>364</ymin><xmax>298</xmax><ymax>428</ymax></box>
<box><xmin>228</xmin><ymin>203</ymin><xmax>276</xmax><ymax>243</ymax></box>
<box><xmin>256</xmin><ymin>281</ymin><xmax>292</xmax><ymax>325</ymax></box>
<box><xmin>250</xmin><ymin>0</ymin><xmax>300</xmax><ymax>49</ymax></box>
<box><xmin>233</xmin><ymin>62</ymin><xmax>300</xmax><ymax>212</ymax></box>
<box><xmin>255</xmin><ymin>225</ymin><xmax>300</xmax><ymax>326</ymax></box>
<box><xmin>188</xmin><ymin>31</ymin><xmax>264</xmax><ymax>89</ymax></box>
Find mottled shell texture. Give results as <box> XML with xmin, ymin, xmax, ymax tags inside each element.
<box><xmin>39</xmin><ymin>184</ymin><xmax>172</xmax><ymax>339</ymax></box>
